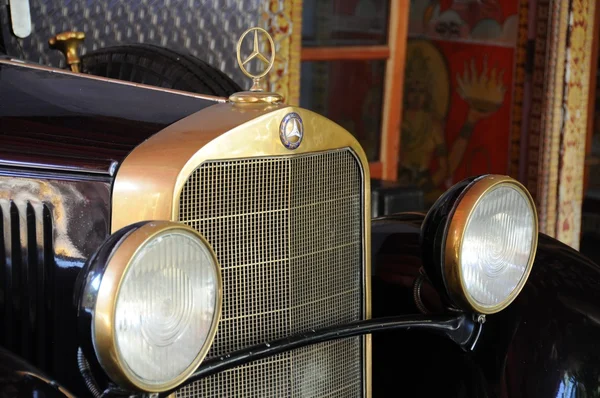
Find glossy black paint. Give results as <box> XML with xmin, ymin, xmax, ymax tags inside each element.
<box><xmin>0</xmin><ymin>172</ymin><xmax>111</xmax><ymax>396</ymax></box>
<box><xmin>75</xmin><ymin>221</ymin><xmax>150</xmax><ymax>394</ymax></box>
<box><xmin>420</xmin><ymin>175</ymin><xmax>479</xmax><ymax>308</ymax></box>
<box><xmin>0</xmin><ymin>60</ymin><xmax>217</xmax><ymax>174</ymax></box>
<box><xmin>0</xmin><ymin>345</ymin><xmax>73</xmax><ymax>397</ymax></box>
<box><xmin>372</xmin><ymin>214</ymin><xmax>600</xmax><ymax>397</ymax></box>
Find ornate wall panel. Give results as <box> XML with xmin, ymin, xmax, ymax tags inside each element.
<box><xmin>526</xmin><ymin>0</ymin><xmax>595</xmax><ymax>249</ymax></box>
<box><xmin>526</xmin><ymin>0</ymin><xmax>567</xmax><ymax>238</ymax></box>
<box><xmin>509</xmin><ymin>0</ymin><xmax>529</xmax><ymax>179</ymax></box>
<box><xmin>555</xmin><ymin>0</ymin><xmax>596</xmax><ymax>248</ymax></box>
<box><xmin>263</xmin><ymin>0</ymin><xmax>302</xmax><ymax>104</ymax></box>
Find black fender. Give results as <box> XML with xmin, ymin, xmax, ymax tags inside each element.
<box><xmin>371</xmin><ymin>214</ymin><xmax>600</xmax><ymax>397</ymax></box>
<box><xmin>0</xmin><ymin>345</ymin><xmax>73</xmax><ymax>397</ymax></box>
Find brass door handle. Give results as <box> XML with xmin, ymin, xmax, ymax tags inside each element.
<box><xmin>48</xmin><ymin>31</ymin><xmax>85</xmax><ymax>72</ymax></box>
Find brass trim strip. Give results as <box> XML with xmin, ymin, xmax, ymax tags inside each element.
<box><xmin>360</xmin><ymin>158</ymin><xmax>372</xmax><ymax>398</ymax></box>
<box><xmin>94</xmin><ymin>221</ymin><xmax>223</xmax><ymax>392</ymax></box>
<box><xmin>443</xmin><ymin>175</ymin><xmax>539</xmax><ymax>315</ymax></box>
<box><xmin>0</xmin><ymin>59</ymin><xmax>226</xmax><ymax>103</ymax></box>
<box><xmin>0</xmin><ymin>159</ymin><xmax>112</xmax><ymax>175</ymax></box>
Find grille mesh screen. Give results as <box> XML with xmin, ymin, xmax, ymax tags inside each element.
<box><xmin>177</xmin><ymin>149</ymin><xmax>364</xmax><ymax>397</ymax></box>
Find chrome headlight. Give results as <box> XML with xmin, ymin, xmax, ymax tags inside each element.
<box><xmin>78</xmin><ymin>221</ymin><xmax>222</xmax><ymax>392</ymax></box>
<box><xmin>422</xmin><ymin>175</ymin><xmax>538</xmax><ymax>314</ymax></box>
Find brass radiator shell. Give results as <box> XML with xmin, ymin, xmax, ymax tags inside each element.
<box><xmin>111</xmin><ymin>104</ymin><xmax>372</xmax><ymax>397</ymax></box>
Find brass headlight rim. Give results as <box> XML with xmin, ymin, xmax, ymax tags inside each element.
<box><xmin>93</xmin><ymin>221</ymin><xmax>223</xmax><ymax>393</ymax></box>
<box><xmin>443</xmin><ymin>175</ymin><xmax>538</xmax><ymax>315</ymax></box>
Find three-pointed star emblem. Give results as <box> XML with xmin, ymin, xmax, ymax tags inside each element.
<box><xmin>280</xmin><ymin>113</ymin><xmax>304</xmax><ymax>150</ymax></box>
<box><xmin>242</xmin><ymin>30</ymin><xmax>271</xmax><ymax>67</ymax></box>
<box><xmin>287</xmin><ymin>118</ymin><xmax>302</xmax><ymax>140</ymax></box>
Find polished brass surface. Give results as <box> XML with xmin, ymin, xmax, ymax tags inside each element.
<box><xmin>112</xmin><ymin>103</ymin><xmax>283</xmax><ymax>229</ymax></box>
<box><xmin>94</xmin><ymin>221</ymin><xmax>222</xmax><ymax>392</ymax></box>
<box><xmin>230</xmin><ymin>27</ymin><xmax>282</xmax><ymax>104</ymax></box>
<box><xmin>48</xmin><ymin>31</ymin><xmax>85</xmax><ymax>72</ymax></box>
<box><xmin>236</xmin><ymin>27</ymin><xmax>275</xmax><ymax>85</ymax></box>
<box><xmin>112</xmin><ymin>104</ymin><xmax>371</xmax><ymax>230</ymax></box>
<box><xmin>443</xmin><ymin>175</ymin><xmax>538</xmax><ymax>315</ymax></box>
<box><xmin>112</xmin><ymin>103</ymin><xmax>372</xmax><ymax>397</ymax></box>
<box><xmin>177</xmin><ymin>150</ymin><xmax>363</xmax><ymax>397</ymax></box>
<box><xmin>228</xmin><ymin>91</ymin><xmax>283</xmax><ymax>104</ymax></box>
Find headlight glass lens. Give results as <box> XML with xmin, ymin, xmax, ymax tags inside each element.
<box><xmin>114</xmin><ymin>229</ymin><xmax>219</xmax><ymax>386</ymax></box>
<box><xmin>460</xmin><ymin>185</ymin><xmax>535</xmax><ymax>309</ymax></box>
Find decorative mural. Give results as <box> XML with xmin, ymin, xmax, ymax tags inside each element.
<box><xmin>402</xmin><ymin>0</ymin><xmax>518</xmax><ymax>205</ymax></box>
<box><xmin>408</xmin><ymin>0</ymin><xmax>518</xmax><ymax>44</ymax></box>
<box><xmin>402</xmin><ymin>0</ymin><xmax>596</xmax><ymax>250</ymax></box>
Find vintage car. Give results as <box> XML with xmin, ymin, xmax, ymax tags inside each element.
<box><xmin>1</xmin><ymin>26</ymin><xmax>600</xmax><ymax>398</ymax></box>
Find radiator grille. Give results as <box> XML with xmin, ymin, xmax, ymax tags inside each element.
<box><xmin>177</xmin><ymin>149</ymin><xmax>364</xmax><ymax>397</ymax></box>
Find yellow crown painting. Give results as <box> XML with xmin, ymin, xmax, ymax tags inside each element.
<box><xmin>457</xmin><ymin>57</ymin><xmax>506</xmax><ymax>113</ymax></box>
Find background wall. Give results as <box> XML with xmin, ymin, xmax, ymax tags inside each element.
<box><xmin>1</xmin><ymin>0</ymin><xmax>262</xmax><ymax>88</ymax></box>
<box><xmin>0</xmin><ymin>0</ymin><xmax>301</xmax><ymax>102</ymax></box>
<box><xmin>401</xmin><ymin>0</ymin><xmax>519</xmax><ymax>205</ymax></box>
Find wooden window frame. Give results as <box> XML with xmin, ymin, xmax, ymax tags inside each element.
<box><xmin>299</xmin><ymin>1</ymin><xmax>409</xmax><ymax>180</ymax></box>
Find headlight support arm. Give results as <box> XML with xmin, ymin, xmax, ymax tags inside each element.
<box><xmin>150</xmin><ymin>313</ymin><xmax>480</xmax><ymax>398</ymax></box>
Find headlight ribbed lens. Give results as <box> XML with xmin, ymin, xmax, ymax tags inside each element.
<box><xmin>115</xmin><ymin>228</ymin><xmax>219</xmax><ymax>386</ymax></box>
<box><xmin>89</xmin><ymin>221</ymin><xmax>222</xmax><ymax>392</ymax></box>
<box><xmin>460</xmin><ymin>185</ymin><xmax>535</xmax><ymax>309</ymax></box>
<box><xmin>427</xmin><ymin>175</ymin><xmax>538</xmax><ymax>315</ymax></box>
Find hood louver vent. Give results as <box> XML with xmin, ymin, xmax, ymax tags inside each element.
<box><xmin>0</xmin><ymin>200</ymin><xmax>54</xmax><ymax>370</ymax></box>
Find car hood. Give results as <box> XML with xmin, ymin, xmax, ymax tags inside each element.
<box><xmin>0</xmin><ymin>59</ymin><xmax>223</xmax><ymax>174</ymax></box>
